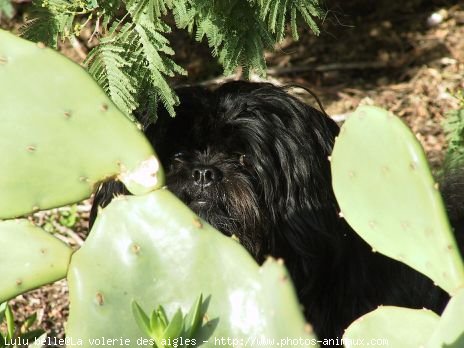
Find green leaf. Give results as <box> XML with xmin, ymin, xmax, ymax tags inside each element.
<box><xmin>59</xmin><ymin>205</ymin><xmax>78</xmax><ymax>227</ymax></box>
<box><xmin>149</xmin><ymin>310</ymin><xmax>165</xmax><ymax>339</ymax></box>
<box><xmin>28</xmin><ymin>333</ymin><xmax>47</xmax><ymax>348</ymax></box>
<box><xmin>85</xmin><ymin>39</ymin><xmax>139</xmax><ymax>119</ymax></box>
<box><xmin>184</xmin><ymin>294</ymin><xmax>203</xmax><ymax>339</ymax></box>
<box><xmin>162</xmin><ymin>309</ymin><xmax>183</xmax><ymax>340</ymax></box>
<box><xmin>443</xmin><ymin>93</ymin><xmax>464</xmax><ymax>165</ymax></box>
<box><xmin>22</xmin><ymin>312</ymin><xmax>38</xmax><ymax>331</ymax></box>
<box><xmin>20</xmin><ymin>3</ymin><xmax>60</xmax><ymax>48</ymax></box>
<box><xmin>290</xmin><ymin>6</ymin><xmax>298</xmax><ymax>40</ymax></box>
<box><xmin>189</xmin><ymin>0</ymin><xmax>274</xmax><ymax>77</ymax></box>
<box><xmin>19</xmin><ymin>329</ymin><xmax>46</xmax><ymax>343</ymax></box>
<box><xmin>131</xmin><ymin>301</ymin><xmax>152</xmax><ymax>337</ymax></box>
<box><xmin>156</xmin><ymin>306</ymin><xmax>168</xmax><ymax>329</ymax></box>
<box><xmin>0</xmin><ymin>302</ymin><xmax>6</xmax><ymax>323</ymax></box>
<box><xmin>5</xmin><ymin>304</ymin><xmax>14</xmax><ymax>340</ymax></box>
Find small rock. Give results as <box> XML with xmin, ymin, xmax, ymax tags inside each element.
<box><xmin>427</xmin><ymin>9</ymin><xmax>448</xmax><ymax>27</ymax></box>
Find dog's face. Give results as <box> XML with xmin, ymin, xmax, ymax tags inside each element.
<box><xmin>144</xmin><ymin>81</ymin><xmax>340</xmax><ymax>262</ymax></box>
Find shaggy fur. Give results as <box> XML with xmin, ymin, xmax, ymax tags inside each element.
<box><xmin>90</xmin><ymin>81</ymin><xmax>461</xmax><ymax>342</ymax></box>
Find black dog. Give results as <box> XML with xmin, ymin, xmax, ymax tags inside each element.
<box><xmin>90</xmin><ymin>81</ymin><xmax>460</xmax><ymax>342</ymax></box>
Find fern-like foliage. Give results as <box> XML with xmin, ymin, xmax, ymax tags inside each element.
<box><xmin>22</xmin><ymin>0</ymin><xmax>88</xmax><ymax>48</ymax></box>
<box><xmin>85</xmin><ymin>34</ymin><xmax>138</xmax><ymax>118</ymax></box>
<box><xmin>444</xmin><ymin>90</ymin><xmax>464</xmax><ymax>165</ymax></box>
<box><xmin>21</xmin><ymin>0</ymin><xmax>323</xmax><ymax>123</ymax></box>
<box><xmin>254</xmin><ymin>0</ymin><xmax>323</xmax><ymax>41</ymax></box>
<box><xmin>173</xmin><ymin>0</ymin><xmax>323</xmax><ymax>78</ymax></box>
<box><xmin>183</xmin><ymin>0</ymin><xmax>274</xmax><ymax>78</ymax></box>
<box><xmin>84</xmin><ymin>16</ymin><xmax>185</xmax><ymax>119</ymax></box>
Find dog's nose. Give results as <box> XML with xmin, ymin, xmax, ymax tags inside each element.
<box><xmin>192</xmin><ymin>166</ymin><xmax>222</xmax><ymax>187</ymax></box>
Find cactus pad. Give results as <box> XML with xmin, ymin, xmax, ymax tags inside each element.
<box><xmin>67</xmin><ymin>190</ymin><xmax>315</xmax><ymax>347</ymax></box>
<box><xmin>426</xmin><ymin>287</ymin><xmax>464</xmax><ymax>347</ymax></box>
<box><xmin>344</xmin><ymin>290</ymin><xmax>464</xmax><ymax>348</ymax></box>
<box><xmin>343</xmin><ymin>306</ymin><xmax>439</xmax><ymax>347</ymax></box>
<box><xmin>331</xmin><ymin>105</ymin><xmax>464</xmax><ymax>294</ymax></box>
<box><xmin>0</xmin><ymin>30</ymin><xmax>163</xmax><ymax>219</ymax></box>
<box><xmin>0</xmin><ymin>219</ymin><xmax>72</xmax><ymax>302</ymax></box>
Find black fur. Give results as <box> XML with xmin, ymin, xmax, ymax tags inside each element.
<box><xmin>90</xmin><ymin>81</ymin><xmax>461</xmax><ymax>342</ymax></box>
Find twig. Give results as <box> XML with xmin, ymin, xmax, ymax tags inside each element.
<box><xmin>70</xmin><ymin>36</ymin><xmax>87</xmax><ymax>61</ymax></box>
<box><xmin>88</xmin><ymin>16</ymin><xmax>101</xmax><ymax>44</ymax></box>
<box><xmin>33</xmin><ymin>205</ymin><xmax>90</xmax><ymax>216</ymax></box>
<box><xmin>194</xmin><ymin>73</ymin><xmax>283</xmax><ymax>88</ymax></box>
<box><xmin>196</xmin><ymin>61</ymin><xmax>392</xmax><ymax>87</ymax></box>
<box><xmin>331</xmin><ymin>113</ymin><xmax>349</xmax><ymax>123</ymax></box>
<box><xmin>51</xmin><ymin>221</ymin><xmax>84</xmax><ymax>246</ymax></box>
<box><xmin>267</xmin><ymin>61</ymin><xmax>392</xmax><ymax>76</ymax></box>
<box><xmin>194</xmin><ymin>74</ymin><xmax>239</xmax><ymax>87</ymax></box>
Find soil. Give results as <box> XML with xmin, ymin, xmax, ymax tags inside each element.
<box><xmin>1</xmin><ymin>0</ymin><xmax>463</xmax><ymax>345</ymax></box>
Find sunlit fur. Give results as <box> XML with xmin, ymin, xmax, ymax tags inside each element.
<box><xmin>90</xmin><ymin>81</ymin><xmax>461</xmax><ymax>342</ymax></box>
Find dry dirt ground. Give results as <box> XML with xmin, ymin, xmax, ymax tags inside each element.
<box><xmin>1</xmin><ymin>0</ymin><xmax>463</xmax><ymax>345</ymax></box>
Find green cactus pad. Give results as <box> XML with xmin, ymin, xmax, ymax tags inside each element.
<box><xmin>0</xmin><ymin>219</ymin><xmax>72</xmax><ymax>302</ymax></box>
<box><xmin>343</xmin><ymin>306</ymin><xmax>439</xmax><ymax>347</ymax></box>
<box><xmin>331</xmin><ymin>105</ymin><xmax>464</xmax><ymax>294</ymax></box>
<box><xmin>67</xmin><ymin>190</ymin><xmax>316</xmax><ymax>347</ymax></box>
<box><xmin>426</xmin><ymin>287</ymin><xmax>464</xmax><ymax>347</ymax></box>
<box><xmin>442</xmin><ymin>332</ymin><xmax>464</xmax><ymax>348</ymax></box>
<box><xmin>0</xmin><ymin>30</ymin><xmax>163</xmax><ymax>219</ymax></box>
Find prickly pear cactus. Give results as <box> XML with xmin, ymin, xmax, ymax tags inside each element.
<box><xmin>0</xmin><ymin>219</ymin><xmax>72</xmax><ymax>302</ymax></box>
<box><xmin>0</xmin><ymin>30</ymin><xmax>163</xmax><ymax>219</ymax></box>
<box><xmin>343</xmin><ymin>306</ymin><xmax>439</xmax><ymax>347</ymax></box>
<box><xmin>67</xmin><ymin>190</ymin><xmax>316</xmax><ymax>347</ymax></box>
<box><xmin>331</xmin><ymin>105</ymin><xmax>464</xmax><ymax>294</ymax></box>
<box><xmin>426</xmin><ymin>287</ymin><xmax>464</xmax><ymax>347</ymax></box>
<box><xmin>343</xmin><ymin>289</ymin><xmax>464</xmax><ymax>348</ymax></box>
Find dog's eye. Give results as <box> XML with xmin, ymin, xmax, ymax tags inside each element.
<box><xmin>239</xmin><ymin>154</ymin><xmax>248</xmax><ymax>166</ymax></box>
<box><xmin>173</xmin><ymin>152</ymin><xmax>186</xmax><ymax>161</ymax></box>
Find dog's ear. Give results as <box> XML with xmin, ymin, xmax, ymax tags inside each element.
<box><xmin>215</xmin><ymin>83</ymin><xmax>339</xmax><ymax>215</ymax></box>
<box><xmin>212</xmin><ymin>82</ymin><xmax>349</xmax><ymax>294</ymax></box>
